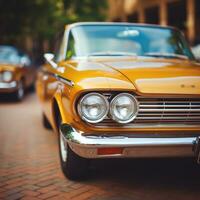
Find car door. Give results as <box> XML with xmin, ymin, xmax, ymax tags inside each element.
<box><xmin>22</xmin><ymin>54</ymin><xmax>35</xmax><ymax>88</ymax></box>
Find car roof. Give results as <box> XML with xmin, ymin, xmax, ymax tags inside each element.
<box><xmin>0</xmin><ymin>45</ymin><xmax>27</xmax><ymax>57</ymax></box>
<box><xmin>66</xmin><ymin>22</ymin><xmax>178</xmax><ymax>31</ymax></box>
<box><xmin>0</xmin><ymin>45</ymin><xmax>17</xmax><ymax>51</ymax></box>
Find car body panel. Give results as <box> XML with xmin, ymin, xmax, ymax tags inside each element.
<box><xmin>36</xmin><ymin>23</ymin><xmax>200</xmax><ymax>161</ymax></box>
<box><xmin>36</xmin><ymin>56</ymin><xmax>200</xmax><ymax>135</ymax></box>
<box><xmin>102</xmin><ymin>58</ymin><xmax>200</xmax><ymax>95</ymax></box>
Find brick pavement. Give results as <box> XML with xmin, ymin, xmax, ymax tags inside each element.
<box><xmin>0</xmin><ymin>93</ymin><xmax>200</xmax><ymax>200</ymax></box>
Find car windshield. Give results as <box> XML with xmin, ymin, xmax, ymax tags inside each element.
<box><xmin>68</xmin><ymin>24</ymin><xmax>195</xmax><ymax>60</ymax></box>
<box><xmin>0</xmin><ymin>46</ymin><xmax>21</xmax><ymax>65</ymax></box>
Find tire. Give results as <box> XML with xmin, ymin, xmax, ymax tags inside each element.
<box><xmin>42</xmin><ymin>113</ymin><xmax>52</xmax><ymax>129</ymax></box>
<box><xmin>58</xmin><ymin>125</ymin><xmax>89</xmax><ymax>180</ymax></box>
<box><xmin>13</xmin><ymin>80</ymin><xmax>24</xmax><ymax>101</ymax></box>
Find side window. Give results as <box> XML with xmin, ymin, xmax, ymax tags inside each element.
<box><xmin>66</xmin><ymin>31</ymin><xmax>75</xmax><ymax>59</ymax></box>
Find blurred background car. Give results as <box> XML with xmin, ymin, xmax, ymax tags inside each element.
<box><xmin>0</xmin><ymin>45</ymin><xmax>36</xmax><ymax>101</ymax></box>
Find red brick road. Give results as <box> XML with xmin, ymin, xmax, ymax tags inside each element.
<box><xmin>0</xmin><ymin>93</ymin><xmax>200</xmax><ymax>200</ymax></box>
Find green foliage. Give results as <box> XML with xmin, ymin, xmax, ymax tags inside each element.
<box><xmin>64</xmin><ymin>0</ymin><xmax>107</xmax><ymax>22</ymax></box>
<box><xmin>0</xmin><ymin>0</ymin><xmax>60</xmax><ymax>42</ymax></box>
<box><xmin>0</xmin><ymin>0</ymin><xmax>107</xmax><ymax>50</ymax></box>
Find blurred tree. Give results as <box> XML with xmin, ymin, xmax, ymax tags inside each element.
<box><xmin>0</xmin><ymin>0</ymin><xmax>107</xmax><ymax>64</ymax></box>
<box><xmin>63</xmin><ymin>0</ymin><xmax>107</xmax><ymax>22</ymax></box>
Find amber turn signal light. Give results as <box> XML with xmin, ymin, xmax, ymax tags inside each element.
<box><xmin>97</xmin><ymin>147</ymin><xmax>123</xmax><ymax>155</ymax></box>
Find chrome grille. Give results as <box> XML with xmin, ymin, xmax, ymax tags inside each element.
<box><xmin>95</xmin><ymin>93</ymin><xmax>200</xmax><ymax>127</ymax></box>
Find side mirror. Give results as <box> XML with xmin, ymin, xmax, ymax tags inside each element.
<box><xmin>44</xmin><ymin>53</ymin><xmax>57</xmax><ymax>68</ymax></box>
<box><xmin>44</xmin><ymin>53</ymin><xmax>54</xmax><ymax>61</ymax></box>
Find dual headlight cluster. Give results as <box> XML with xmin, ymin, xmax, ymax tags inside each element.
<box><xmin>78</xmin><ymin>92</ymin><xmax>139</xmax><ymax>124</ymax></box>
<box><xmin>0</xmin><ymin>71</ymin><xmax>13</xmax><ymax>82</ymax></box>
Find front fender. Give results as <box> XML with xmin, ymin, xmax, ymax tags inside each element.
<box><xmin>51</xmin><ymin>89</ymin><xmax>74</xmax><ymax>132</ymax></box>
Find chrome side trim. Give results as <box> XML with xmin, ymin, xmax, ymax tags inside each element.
<box><xmin>41</xmin><ymin>70</ymin><xmax>74</xmax><ymax>87</ymax></box>
<box><xmin>60</xmin><ymin>124</ymin><xmax>197</xmax><ymax>159</ymax></box>
<box><xmin>56</xmin><ymin>75</ymin><xmax>74</xmax><ymax>87</ymax></box>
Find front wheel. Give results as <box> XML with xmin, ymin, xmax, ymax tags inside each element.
<box><xmin>58</xmin><ymin>127</ymin><xmax>89</xmax><ymax>180</ymax></box>
<box><xmin>13</xmin><ymin>80</ymin><xmax>24</xmax><ymax>101</ymax></box>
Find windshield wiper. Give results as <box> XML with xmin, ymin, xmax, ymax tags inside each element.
<box><xmin>144</xmin><ymin>52</ymin><xmax>189</xmax><ymax>60</ymax></box>
<box><xmin>87</xmin><ymin>51</ymin><xmax>137</xmax><ymax>57</ymax></box>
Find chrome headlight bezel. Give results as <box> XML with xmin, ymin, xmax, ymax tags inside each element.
<box><xmin>110</xmin><ymin>93</ymin><xmax>139</xmax><ymax>124</ymax></box>
<box><xmin>2</xmin><ymin>71</ymin><xmax>13</xmax><ymax>82</ymax></box>
<box><xmin>77</xmin><ymin>92</ymin><xmax>109</xmax><ymax>123</ymax></box>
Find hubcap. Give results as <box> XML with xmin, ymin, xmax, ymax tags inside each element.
<box><xmin>18</xmin><ymin>82</ymin><xmax>24</xmax><ymax>99</ymax></box>
<box><xmin>59</xmin><ymin>129</ymin><xmax>67</xmax><ymax>162</ymax></box>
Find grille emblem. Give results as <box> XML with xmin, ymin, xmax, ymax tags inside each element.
<box><xmin>181</xmin><ymin>84</ymin><xmax>196</xmax><ymax>88</ymax></box>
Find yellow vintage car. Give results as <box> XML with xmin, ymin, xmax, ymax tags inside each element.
<box><xmin>0</xmin><ymin>45</ymin><xmax>35</xmax><ymax>101</ymax></box>
<box><xmin>36</xmin><ymin>22</ymin><xmax>200</xmax><ymax>180</ymax></box>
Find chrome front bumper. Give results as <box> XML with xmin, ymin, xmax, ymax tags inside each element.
<box><xmin>0</xmin><ymin>81</ymin><xmax>17</xmax><ymax>92</ymax></box>
<box><xmin>60</xmin><ymin>124</ymin><xmax>198</xmax><ymax>159</ymax></box>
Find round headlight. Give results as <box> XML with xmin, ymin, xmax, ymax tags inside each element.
<box><xmin>110</xmin><ymin>93</ymin><xmax>138</xmax><ymax>124</ymax></box>
<box><xmin>2</xmin><ymin>71</ymin><xmax>13</xmax><ymax>82</ymax></box>
<box><xmin>78</xmin><ymin>93</ymin><xmax>109</xmax><ymax>123</ymax></box>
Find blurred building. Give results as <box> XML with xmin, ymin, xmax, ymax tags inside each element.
<box><xmin>108</xmin><ymin>0</ymin><xmax>200</xmax><ymax>44</ymax></box>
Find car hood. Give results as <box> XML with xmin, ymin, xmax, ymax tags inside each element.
<box><xmin>60</xmin><ymin>58</ymin><xmax>200</xmax><ymax>95</ymax></box>
<box><xmin>0</xmin><ymin>64</ymin><xmax>18</xmax><ymax>72</ymax></box>
<box><xmin>100</xmin><ymin>58</ymin><xmax>200</xmax><ymax>95</ymax></box>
